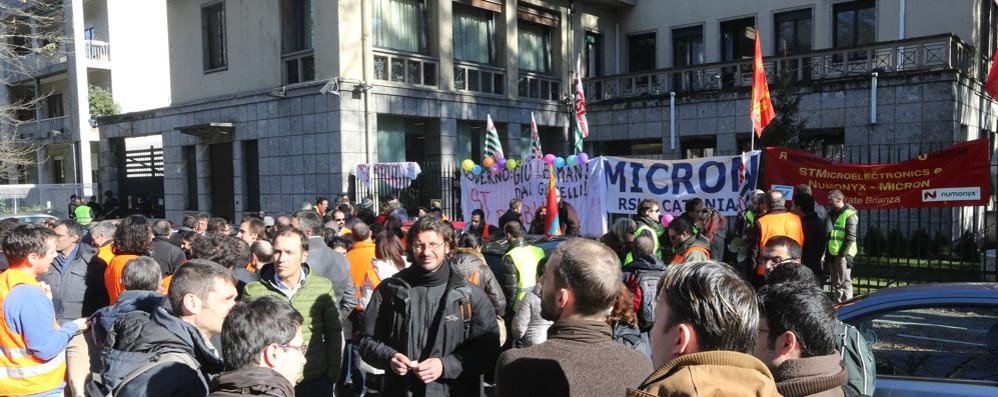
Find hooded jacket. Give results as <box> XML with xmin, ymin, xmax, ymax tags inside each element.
<box><xmin>773</xmin><ymin>354</ymin><xmax>849</xmax><ymax>397</ymax></box>
<box><xmin>208</xmin><ymin>367</ymin><xmax>295</xmax><ymax>397</ymax></box>
<box><xmin>40</xmin><ymin>242</ymin><xmax>106</xmax><ymax>322</ymax></box>
<box><xmin>628</xmin><ymin>351</ymin><xmax>781</xmax><ymax>397</ymax></box>
<box><xmin>451</xmin><ymin>248</ymin><xmax>507</xmax><ymax>317</ymax></box>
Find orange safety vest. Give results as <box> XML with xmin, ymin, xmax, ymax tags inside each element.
<box><xmin>671</xmin><ymin>245</ymin><xmax>711</xmax><ymax>265</ymax></box>
<box><xmin>0</xmin><ymin>270</ymin><xmax>67</xmax><ymax>395</ymax></box>
<box><xmin>755</xmin><ymin>212</ymin><xmax>805</xmax><ymax>275</ymax></box>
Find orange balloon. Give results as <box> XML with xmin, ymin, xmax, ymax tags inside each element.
<box><xmin>482</xmin><ymin>156</ymin><xmax>495</xmax><ymax>168</ymax></box>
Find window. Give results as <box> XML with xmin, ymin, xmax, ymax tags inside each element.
<box><xmin>720</xmin><ymin>17</ymin><xmax>755</xmax><ymax>88</ymax></box>
<box><xmin>847</xmin><ymin>305</ymin><xmax>998</xmax><ymax>384</ymax></box>
<box><xmin>628</xmin><ymin>33</ymin><xmax>656</xmax><ymax>72</ymax></box>
<box><xmin>518</xmin><ymin>21</ymin><xmax>551</xmax><ymax>74</ymax></box>
<box><xmin>201</xmin><ymin>2</ymin><xmax>227</xmax><ymax>71</ymax></box>
<box><xmin>585</xmin><ymin>31</ymin><xmax>603</xmax><ymax>77</ymax></box>
<box><xmin>673</xmin><ymin>26</ymin><xmax>704</xmax><ymax>90</ymax></box>
<box><xmin>682</xmin><ymin>137</ymin><xmax>716</xmax><ymax>159</ymax></box>
<box><xmin>183</xmin><ymin>145</ymin><xmax>198</xmax><ymax>211</ymax></box>
<box><xmin>373</xmin><ymin>0</ymin><xmax>427</xmax><ymax>53</ymax></box>
<box><xmin>243</xmin><ymin>140</ymin><xmax>259</xmax><ymax>211</ymax></box>
<box><xmin>774</xmin><ymin>9</ymin><xmax>811</xmax><ymax>55</ymax></box>
<box><xmin>453</xmin><ymin>3</ymin><xmax>496</xmax><ymax>65</ymax></box>
<box><xmin>281</xmin><ymin>0</ymin><xmax>314</xmax><ymax>84</ymax></box>
<box><xmin>46</xmin><ymin>93</ymin><xmax>64</xmax><ymax>118</ymax></box>
<box><xmin>53</xmin><ymin>157</ymin><xmax>65</xmax><ymax>183</ymax></box>
<box><xmin>84</xmin><ymin>27</ymin><xmax>94</xmax><ymax>41</ymax></box>
<box><xmin>833</xmin><ymin>0</ymin><xmax>875</xmax><ymax>48</ymax></box>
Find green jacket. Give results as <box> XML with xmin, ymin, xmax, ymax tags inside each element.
<box><xmin>241</xmin><ymin>264</ymin><xmax>342</xmax><ymax>383</ymax></box>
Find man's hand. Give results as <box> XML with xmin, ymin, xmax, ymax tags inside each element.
<box><xmin>413</xmin><ymin>357</ymin><xmax>443</xmax><ymax>384</ymax></box>
<box><xmin>72</xmin><ymin>317</ymin><xmax>88</xmax><ymax>332</ymax></box>
<box><xmin>38</xmin><ymin>281</ymin><xmax>52</xmax><ymax>300</ymax></box>
<box><xmin>390</xmin><ymin>352</ymin><xmax>414</xmax><ymax>376</ymax></box>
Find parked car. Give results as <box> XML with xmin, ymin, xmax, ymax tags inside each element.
<box><xmin>480</xmin><ymin>235</ymin><xmax>569</xmax><ymax>279</ymax></box>
<box><xmin>836</xmin><ymin>282</ymin><xmax>998</xmax><ymax>396</ymax></box>
<box><xmin>0</xmin><ymin>213</ymin><xmax>58</xmax><ymax>225</ymax></box>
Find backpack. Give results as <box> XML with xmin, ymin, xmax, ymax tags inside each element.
<box><xmin>836</xmin><ymin>320</ymin><xmax>877</xmax><ymax>396</ymax></box>
<box><xmin>87</xmin><ymin>349</ymin><xmax>202</xmax><ymax>397</ymax></box>
<box><xmin>625</xmin><ymin>269</ymin><xmax>665</xmax><ymax>331</ymax></box>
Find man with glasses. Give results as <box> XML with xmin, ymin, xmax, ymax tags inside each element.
<box><xmin>629</xmin><ymin>199</ymin><xmax>666</xmax><ymax>262</ymax></box>
<box><xmin>359</xmin><ymin>216</ymin><xmax>499</xmax><ymax>396</ymax></box>
<box><xmin>209</xmin><ymin>296</ymin><xmax>307</xmax><ymax>397</ymax></box>
<box><xmin>760</xmin><ymin>236</ymin><xmax>803</xmax><ymax>281</ymax></box>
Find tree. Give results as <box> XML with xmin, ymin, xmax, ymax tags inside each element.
<box><xmin>757</xmin><ymin>62</ymin><xmax>818</xmax><ymax>152</ymax></box>
<box><xmin>89</xmin><ymin>84</ymin><xmax>119</xmax><ymax>117</ymax></box>
<box><xmin>0</xmin><ymin>0</ymin><xmax>67</xmax><ymax>181</ymax></box>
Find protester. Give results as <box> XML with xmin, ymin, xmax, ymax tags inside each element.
<box><xmin>179</xmin><ymin>230</ymin><xmax>199</xmax><ymax>259</ymax></box>
<box><xmin>207</xmin><ymin>217</ymin><xmax>231</xmax><ymax>235</ymax></box>
<box><xmin>793</xmin><ymin>192</ymin><xmax>829</xmax><ymax>284</ymax></box>
<box><xmin>171</xmin><ymin>214</ymin><xmax>198</xmax><ymax>245</ymax></box>
<box><xmin>796</xmin><ymin>184</ymin><xmax>828</xmax><ymax>222</ymax></box>
<box><xmin>40</xmin><ymin>219</ymin><xmax>105</xmax><ymax>397</ymax></box>
<box><xmin>527</xmin><ymin>206</ymin><xmax>546</xmax><ymax>235</ymax></box>
<box><xmin>314</xmin><ymin>196</ymin><xmax>330</xmax><ymax>218</ymax></box>
<box><xmin>372</xmin><ymin>232</ymin><xmax>407</xmax><ymax>280</ymax></box>
<box><xmin>104</xmin><ymin>215</ymin><xmax>153</xmax><ymax>303</ymax></box>
<box><xmin>603</xmin><ymin>217</ymin><xmax>637</xmax><ymax>265</ymax></box>
<box><xmin>241</xmin><ymin>228</ymin><xmax>343</xmax><ymax>396</ymax></box>
<box><xmin>825</xmin><ymin>190</ymin><xmax>859</xmax><ymax>303</ymax></box>
<box><xmin>675</xmin><ymin>198</ymin><xmax>704</xmax><ymax>236</ymax></box>
<box><xmin>497</xmin><ymin>198</ymin><xmax>523</xmax><ymax>232</ymax></box>
<box><xmin>347</xmin><ymin>222</ymin><xmax>380</xmax><ymax>309</ymax></box>
<box><xmin>754</xmin><ymin>283</ymin><xmax>852</xmax><ymax>397</ymax></box>
<box><xmin>90</xmin><ymin>220</ymin><xmax>117</xmax><ymax>264</ymax></box>
<box><xmin>359</xmin><ymin>216</ymin><xmax>499</xmax><ymax>396</ymax></box>
<box><xmin>294</xmin><ymin>210</ymin><xmax>358</xmax><ymax>321</ymax></box>
<box><xmin>328</xmin><ymin>235</ymin><xmax>352</xmax><ymax>255</ymax></box>
<box><xmin>454</xmin><ymin>233</ymin><xmax>507</xmax><ymax>317</ymax></box>
<box><xmin>185</xmin><ymin>233</ymin><xmax>251</xmax><ymax>293</ymax></box>
<box><xmin>697</xmin><ymin>207</ymin><xmax>727</xmax><ymax>262</ymax></box>
<box><xmin>761</xmin><ymin>236</ymin><xmax>804</xmax><ymax>280</ymax></box>
<box><xmin>0</xmin><ymin>224</ymin><xmax>88</xmax><ymax>397</ymax></box>
<box><xmin>510</xmin><ymin>256</ymin><xmax>551</xmax><ymax>348</ymax></box>
<box><xmin>246</xmin><ymin>239</ymin><xmax>273</xmax><ymax>276</ymax></box>
<box><xmin>555</xmin><ymin>189</ymin><xmax>581</xmax><ymax>236</ymax></box>
<box><xmin>621</xmin><ymin>234</ymin><xmax>667</xmax><ymax>332</ymax></box>
<box><xmin>464</xmin><ymin>209</ymin><xmax>500</xmax><ymax>240</ymax></box>
<box><xmin>500</xmin><ymin>221</ymin><xmax>545</xmax><ymax>314</ymax></box>
<box><xmin>629</xmin><ymin>261</ymin><xmax>779</xmax><ymax>396</ymax></box>
<box><xmin>150</xmin><ymin>219</ymin><xmax>185</xmax><ymax>276</ymax></box>
<box><xmin>495</xmin><ymin>239</ymin><xmax>651</xmax><ymax>397</ymax></box>
<box><xmin>752</xmin><ymin>190</ymin><xmax>804</xmax><ymax>284</ymax></box>
<box><xmin>88</xmin><ymin>259</ymin><xmax>235</xmax><ymax>396</ymax></box>
<box><xmin>734</xmin><ymin>190</ymin><xmax>766</xmax><ymax>276</ymax></box>
<box><xmin>195</xmin><ymin>213</ymin><xmax>210</xmax><ymax>235</ymax></box>
<box><xmin>608</xmin><ymin>283</ymin><xmax>652</xmax><ymax>360</ymax></box>
<box><xmin>0</xmin><ymin>217</ymin><xmax>19</xmax><ymax>271</ymax></box>
<box><xmin>236</xmin><ymin>217</ymin><xmax>267</xmax><ymax>247</ymax></box>
<box><xmin>209</xmin><ymin>296</ymin><xmax>306</xmax><ymax>397</ymax></box>
<box><xmin>666</xmin><ymin>217</ymin><xmax>710</xmax><ymax>265</ymax></box>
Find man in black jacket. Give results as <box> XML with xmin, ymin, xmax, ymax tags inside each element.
<box><xmin>792</xmin><ymin>193</ymin><xmax>828</xmax><ymax>284</ymax></box>
<box><xmin>150</xmin><ymin>219</ymin><xmax>186</xmax><ymax>276</ymax></box>
<box><xmin>497</xmin><ymin>199</ymin><xmax>522</xmax><ymax>232</ymax></box>
<box><xmin>359</xmin><ymin>217</ymin><xmax>499</xmax><ymax>397</ymax></box>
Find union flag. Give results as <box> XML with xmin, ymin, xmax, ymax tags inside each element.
<box><xmin>750</xmin><ymin>30</ymin><xmax>775</xmax><ymax>137</ymax></box>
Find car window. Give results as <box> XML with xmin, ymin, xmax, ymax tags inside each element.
<box><xmin>847</xmin><ymin>305</ymin><xmax>998</xmax><ymax>384</ymax></box>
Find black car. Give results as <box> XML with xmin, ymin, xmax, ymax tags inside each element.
<box><xmin>480</xmin><ymin>235</ymin><xmax>569</xmax><ymax>282</ymax></box>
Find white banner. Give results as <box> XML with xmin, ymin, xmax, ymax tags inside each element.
<box><xmin>460</xmin><ymin>158</ymin><xmax>606</xmax><ymax>237</ymax></box>
<box><xmin>603</xmin><ymin>152</ymin><xmax>761</xmax><ymax>216</ymax></box>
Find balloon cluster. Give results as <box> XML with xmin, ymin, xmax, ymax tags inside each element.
<box><xmin>461</xmin><ymin>152</ymin><xmax>589</xmax><ymax>174</ymax></box>
<box><xmin>543</xmin><ymin>152</ymin><xmax>588</xmax><ymax>169</ymax></box>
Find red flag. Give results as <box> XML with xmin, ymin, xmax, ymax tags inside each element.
<box><xmin>750</xmin><ymin>30</ymin><xmax>775</xmax><ymax>137</ymax></box>
<box><xmin>986</xmin><ymin>46</ymin><xmax>998</xmax><ymax>100</ymax></box>
<box><xmin>544</xmin><ymin>165</ymin><xmax>561</xmax><ymax>236</ymax></box>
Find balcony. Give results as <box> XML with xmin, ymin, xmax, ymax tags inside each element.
<box><xmin>454</xmin><ymin>61</ymin><xmax>504</xmax><ymax>96</ymax></box>
<box><xmin>585</xmin><ymin>34</ymin><xmax>976</xmax><ymax>102</ymax></box>
<box><xmin>518</xmin><ymin>71</ymin><xmax>561</xmax><ymax>101</ymax></box>
<box><xmin>373</xmin><ymin>49</ymin><xmax>438</xmax><ymax>88</ymax></box>
<box><xmin>13</xmin><ymin>116</ymin><xmax>72</xmax><ymax>141</ymax></box>
<box><xmin>85</xmin><ymin>40</ymin><xmax>111</xmax><ymax>68</ymax></box>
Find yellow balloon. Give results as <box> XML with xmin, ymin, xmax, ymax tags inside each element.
<box><xmin>461</xmin><ymin>159</ymin><xmax>475</xmax><ymax>172</ymax></box>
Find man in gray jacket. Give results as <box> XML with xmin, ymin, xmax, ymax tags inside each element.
<box><xmin>41</xmin><ymin>219</ymin><xmax>107</xmax><ymax>396</ymax></box>
<box><xmin>294</xmin><ymin>210</ymin><xmax>358</xmax><ymax>321</ymax></box>
<box><xmin>150</xmin><ymin>219</ymin><xmax>186</xmax><ymax>276</ymax></box>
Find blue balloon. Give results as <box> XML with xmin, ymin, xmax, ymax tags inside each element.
<box><xmin>567</xmin><ymin>155</ymin><xmax>577</xmax><ymax>166</ymax></box>
<box><xmin>472</xmin><ymin>165</ymin><xmax>483</xmax><ymax>175</ymax></box>
<box><xmin>554</xmin><ymin>157</ymin><xmax>566</xmax><ymax>168</ymax></box>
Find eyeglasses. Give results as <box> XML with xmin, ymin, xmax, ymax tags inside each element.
<box><xmin>760</xmin><ymin>256</ymin><xmax>795</xmax><ymax>265</ymax></box>
<box><xmin>649</xmin><ymin>208</ymin><xmax>660</xmax><ymax>213</ymax></box>
<box><xmin>412</xmin><ymin>241</ymin><xmax>444</xmax><ymax>252</ymax></box>
<box><xmin>333</xmin><ymin>218</ymin><xmax>346</xmax><ymax>222</ymax></box>
<box><xmin>281</xmin><ymin>343</ymin><xmax>308</xmax><ymax>355</ymax></box>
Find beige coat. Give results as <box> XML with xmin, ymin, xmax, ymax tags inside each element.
<box><xmin>628</xmin><ymin>351</ymin><xmax>783</xmax><ymax>397</ymax></box>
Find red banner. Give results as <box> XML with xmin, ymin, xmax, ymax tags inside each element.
<box><xmin>763</xmin><ymin>139</ymin><xmax>990</xmax><ymax>209</ymax></box>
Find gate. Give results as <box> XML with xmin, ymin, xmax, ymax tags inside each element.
<box><xmin>351</xmin><ymin>160</ymin><xmax>462</xmax><ymax>221</ymax></box>
<box><xmin>116</xmin><ymin>146</ymin><xmax>165</xmax><ymax>218</ymax></box>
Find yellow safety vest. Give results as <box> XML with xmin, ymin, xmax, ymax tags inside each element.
<box><xmin>624</xmin><ymin>224</ymin><xmax>662</xmax><ymax>265</ymax></box>
<box><xmin>0</xmin><ymin>270</ymin><xmax>67</xmax><ymax>395</ymax></box>
<box><xmin>827</xmin><ymin>209</ymin><xmax>858</xmax><ymax>257</ymax></box>
<box><xmin>74</xmin><ymin>205</ymin><xmax>92</xmax><ymax>225</ymax></box>
<box><xmin>505</xmin><ymin>245</ymin><xmax>545</xmax><ymax>312</ymax></box>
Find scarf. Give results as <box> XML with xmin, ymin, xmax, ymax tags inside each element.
<box><xmin>547</xmin><ymin>319</ymin><xmax>613</xmax><ymax>344</ymax></box>
<box><xmin>408</xmin><ymin>259</ymin><xmax>452</xmax><ymax>287</ymax></box>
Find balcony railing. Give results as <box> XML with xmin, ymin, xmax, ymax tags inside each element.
<box><xmin>585</xmin><ymin>34</ymin><xmax>976</xmax><ymax>102</ymax></box>
<box><xmin>85</xmin><ymin>40</ymin><xmax>110</xmax><ymax>64</ymax></box>
<box><xmin>13</xmin><ymin>116</ymin><xmax>71</xmax><ymax>140</ymax></box>
<box><xmin>518</xmin><ymin>71</ymin><xmax>560</xmax><ymax>101</ymax></box>
<box><xmin>454</xmin><ymin>61</ymin><xmax>504</xmax><ymax>95</ymax></box>
<box><xmin>373</xmin><ymin>49</ymin><xmax>438</xmax><ymax>87</ymax></box>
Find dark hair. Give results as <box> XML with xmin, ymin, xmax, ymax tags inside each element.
<box><xmin>471</xmin><ymin>209</ymin><xmax>485</xmax><ymax>219</ymax></box>
<box><xmin>180</xmin><ymin>230</ymin><xmax>200</xmax><ymax>245</ymax></box>
<box><xmin>684</xmin><ymin>197</ymin><xmax>703</xmax><ymax>213</ymax></box>
<box><xmin>240</xmin><ymin>218</ymin><xmax>267</xmax><ymax>241</ymax></box>
<box><xmin>152</xmin><ymin>219</ymin><xmax>172</xmax><ymax>237</ymax></box>
<box><xmin>766</xmin><ymin>263</ymin><xmax>819</xmax><ymax>288</ymax></box>
<box><xmin>55</xmin><ymin>219</ymin><xmax>83</xmax><ymax>239</ymax></box>
<box><xmin>168</xmin><ymin>259</ymin><xmax>236</xmax><ymax>315</ymax></box>
<box><xmin>638</xmin><ymin>198</ymin><xmax>659</xmax><ymax>216</ymax></box>
<box><xmin>315</xmin><ymin>196</ymin><xmax>328</xmax><ymax>205</ymax></box>
<box><xmin>632</xmin><ymin>233</ymin><xmax>656</xmax><ymax>257</ymax></box>
<box><xmin>757</xmin><ymin>283</ymin><xmax>838</xmax><ymax>357</ymax></box>
<box><xmin>550</xmin><ymin>239</ymin><xmax>621</xmax><ymax>316</ymax></box>
<box><xmin>457</xmin><ymin>233</ymin><xmax>482</xmax><ymax>249</ymax></box>
<box><xmin>122</xmin><ymin>256</ymin><xmax>162</xmax><ymax>291</ymax></box>
<box><xmin>276</xmin><ymin>227</ymin><xmax>309</xmax><ymax>252</ymax></box>
<box><xmin>326</xmin><ymin>235</ymin><xmax>352</xmax><ymax>251</ymax></box>
<box><xmin>503</xmin><ymin>220</ymin><xmax>524</xmax><ymax>240</ymax></box>
<box><xmin>113</xmin><ymin>215</ymin><xmax>152</xmax><ymax>254</ymax></box>
<box><xmin>191</xmin><ymin>233</ymin><xmax>247</xmax><ymax>269</ymax></box>
<box><xmin>795</xmin><ymin>184</ymin><xmax>813</xmax><ymax>195</ymax></box>
<box><xmin>351</xmin><ymin>222</ymin><xmax>372</xmax><ymax>242</ymax></box>
<box><xmin>607</xmin><ymin>282</ymin><xmax>638</xmax><ymax>328</ymax></box>
<box><xmin>182</xmin><ymin>214</ymin><xmax>198</xmax><ymax>229</ymax></box>
<box><xmin>657</xmin><ymin>261</ymin><xmax>758</xmax><ymax>354</ymax></box>
<box><xmin>764</xmin><ymin>236</ymin><xmax>802</xmax><ymax>260</ymax></box>
<box><xmin>795</xmin><ymin>192</ymin><xmax>815</xmax><ymax>213</ymax></box>
<box><xmin>375</xmin><ymin>232</ymin><xmax>406</xmax><ymax>271</ymax></box>
<box><xmin>197</xmin><ymin>213</ymin><xmax>210</xmax><ymax>222</ymax></box>
<box><xmin>249</xmin><ymin>240</ymin><xmax>274</xmax><ymax>264</ymax></box>
<box><xmin>222</xmin><ymin>296</ymin><xmax>304</xmax><ymax>371</ymax></box>
<box><xmin>0</xmin><ymin>218</ymin><xmax>21</xmax><ymax>246</ymax></box>
<box><xmin>3</xmin><ymin>223</ymin><xmax>55</xmax><ymax>261</ymax></box>
<box><xmin>406</xmin><ymin>216</ymin><xmax>455</xmax><ymax>261</ymax></box>
<box><xmin>667</xmin><ymin>216</ymin><xmax>694</xmax><ymax>236</ymax></box>
<box><xmin>207</xmin><ymin>217</ymin><xmax>229</xmax><ymax>233</ymax></box>
<box><xmin>336</xmin><ymin>203</ymin><xmax>352</xmax><ymax>214</ymax></box>
<box><xmin>294</xmin><ymin>210</ymin><xmax>323</xmax><ymax>236</ymax></box>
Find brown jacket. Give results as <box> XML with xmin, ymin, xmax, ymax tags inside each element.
<box><xmin>627</xmin><ymin>351</ymin><xmax>782</xmax><ymax>397</ymax></box>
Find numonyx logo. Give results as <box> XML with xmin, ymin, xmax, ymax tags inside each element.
<box><xmin>921</xmin><ymin>187</ymin><xmax>981</xmax><ymax>202</ymax></box>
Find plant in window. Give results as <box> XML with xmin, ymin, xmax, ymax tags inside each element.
<box><xmin>88</xmin><ymin>85</ymin><xmax>120</xmax><ymax>117</ymax></box>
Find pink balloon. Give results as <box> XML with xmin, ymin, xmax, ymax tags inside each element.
<box><xmin>543</xmin><ymin>154</ymin><xmax>556</xmax><ymax>165</ymax></box>
<box><xmin>661</xmin><ymin>213</ymin><xmax>675</xmax><ymax>227</ymax></box>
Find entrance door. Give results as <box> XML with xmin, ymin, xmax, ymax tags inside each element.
<box><xmin>209</xmin><ymin>142</ymin><xmax>234</xmax><ymax>222</ymax></box>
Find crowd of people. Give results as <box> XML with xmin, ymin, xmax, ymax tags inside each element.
<box><xmin>0</xmin><ymin>188</ymin><xmax>874</xmax><ymax>397</ymax></box>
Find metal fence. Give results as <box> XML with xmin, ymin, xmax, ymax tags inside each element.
<box><xmin>0</xmin><ymin>183</ymin><xmax>100</xmax><ymax>218</ymax></box>
<box><xmin>351</xmin><ymin>160</ymin><xmax>462</xmax><ymax>221</ymax></box>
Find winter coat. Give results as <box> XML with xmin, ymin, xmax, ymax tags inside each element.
<box><xmin>773</xmin><ymin>354</ymin><xmax>849</xmax><ymax>397</ymax></box>
<box><xmin>801</xmin><ymin>210</ymin><xmax>829</xmax><ymax>278</ymax></box>
<box><xmin>451</xmin><ymin>248</ymin><xmax>507</xmax><ymax>317</ymax></box>
<box><xmin>306</xmin><ymin>235</ymin><xmax>359</xmax><ymax>322</ymax></box>
<box><xmin>611</xmin><ymin>321</ymin><xmax>652</xmax><ymax>362</ymax></box>
<box><xmin>149</xmin><ymin>236</ymin><xmax>185</xmax><ymax>276</ymax></box>
<box><xmin>628</xmin><ymin>351</ymin><xmax>781</xmax><ymax>397</ymax></box>
<box><xmin>497</xmin><ymin>209</ymin><xmax>521</xmax><ymax>232</ymax></box>
<box><xmin>510</xmin><ymin>284</ymin><xmax>551</xmax><ymax>347</ymax></box>
<box><xmin>558</xmin><ymin>201</ymin><xmax>582</xmax><ymax>236</ymax></box>
<box><xmin>358</xmin><ymin>262</ymin><xmax>500</xmax><ymax>397</ymax></box>
<box><xmin>39</xmin><ymin>242</ymin><xmax>106</xmax><ymax>322</ymax></box>
<box><xmin>208</xmin><ymin>367</ymin><xmax>295</xmax><ymax>397</ymax></box>
<box><xmin>241</xmin><ymin>264</ymin><xmax>343</xmax><ymax>384</ymax></box>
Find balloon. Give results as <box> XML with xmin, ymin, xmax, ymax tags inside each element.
<box><xmin>506</xmin><ymin>159</ymin><xmax>517</xmax><ymax>170</ymax></box>
<box><xmin>472</xmin><ymin>165</ymin><xmax>483</xmax><ymax>175</ymax></box>
<box><xmin>554</xmin><ymin>157</ymin><xmax>566</xmax><ymax>168</ymax></box>
<box><xmin>577</xmin><ymin>152</ymin><xmax>589</xmax><ymax>164</ymax></box>
<box><xmin>482</xmin><ymin>156</ymin><xmax>495</xmax><ymax>168</ymax></box>
<box><xmin>461</xmin><ymin>159</ymin><xmax>475</xmax><ymax>172</ymax></box>
<box><xmin>543</xmin><ymin>154</ymin><xmax>556</xmax><ymax>165</ymax></box>
<box><xmin>490</xmin><ymin>164</ymin><xmax>501</xmax><ymax>174</ymax></box>
<box><xmin>497</xmin><ymin>158</ymin><xmax>507</xmax><ymax>169</ymax></box>
<box><xmin>661</xmin><ymin>213</ymin><xmax>675</xmax><ymax>227</ymax></box>
<box><xmin>567</xmin><ymin>155</ymin><xmax>577</xmax><ymax>166</ymax></box>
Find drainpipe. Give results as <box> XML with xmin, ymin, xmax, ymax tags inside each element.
<box><xmin>897</xmin><ymin>0</ymin><xmax>905</xmax><ymax>70</ymax></box>
<box><xmin>670</xmin><ymin>92</ymin><xmax>676</xmax><ymax>150</ymax></box>
<box><xmin>615</xmin><ymin>23</ymin><xmax>621</xmax><ymax>74</ymax></box>
<box><xmin>870</xmin><ymin>72</ymin><xmax>878</xmax><ymax>124</ymax></box>
<box><xmin>361</xmin><ymin>0</ymin><xmax>373</xmax><ymax>164</ymax></box>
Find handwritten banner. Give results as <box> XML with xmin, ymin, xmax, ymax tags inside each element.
<box><xmin>603</xmin><ymin>152</ymin><xmax>761</xmax><ymax>216</ymax></box>
<box><xmin>764</xmin><ymin>140</ymin><xmax>990</xmax><ymax>209</ymax></box>
<box><xmin>355</xmin><ymin>162</ymin><xmax>422</xmax><ymax>189</ymax></box>
<box><xmin>460</xmin><ymin>158</ymin><xmax>606</xmax><ymax>237</ymax></box>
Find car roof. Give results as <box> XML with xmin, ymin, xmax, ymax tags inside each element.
<box><xmin>837</xmin><ymin>282</ymin><xmax>998</xmax><ymax>317</ymax></box>
<box><xmin>481</xmin><ymin>235</ymin><xmax>570</xmax><ymax>256</ymax></box>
